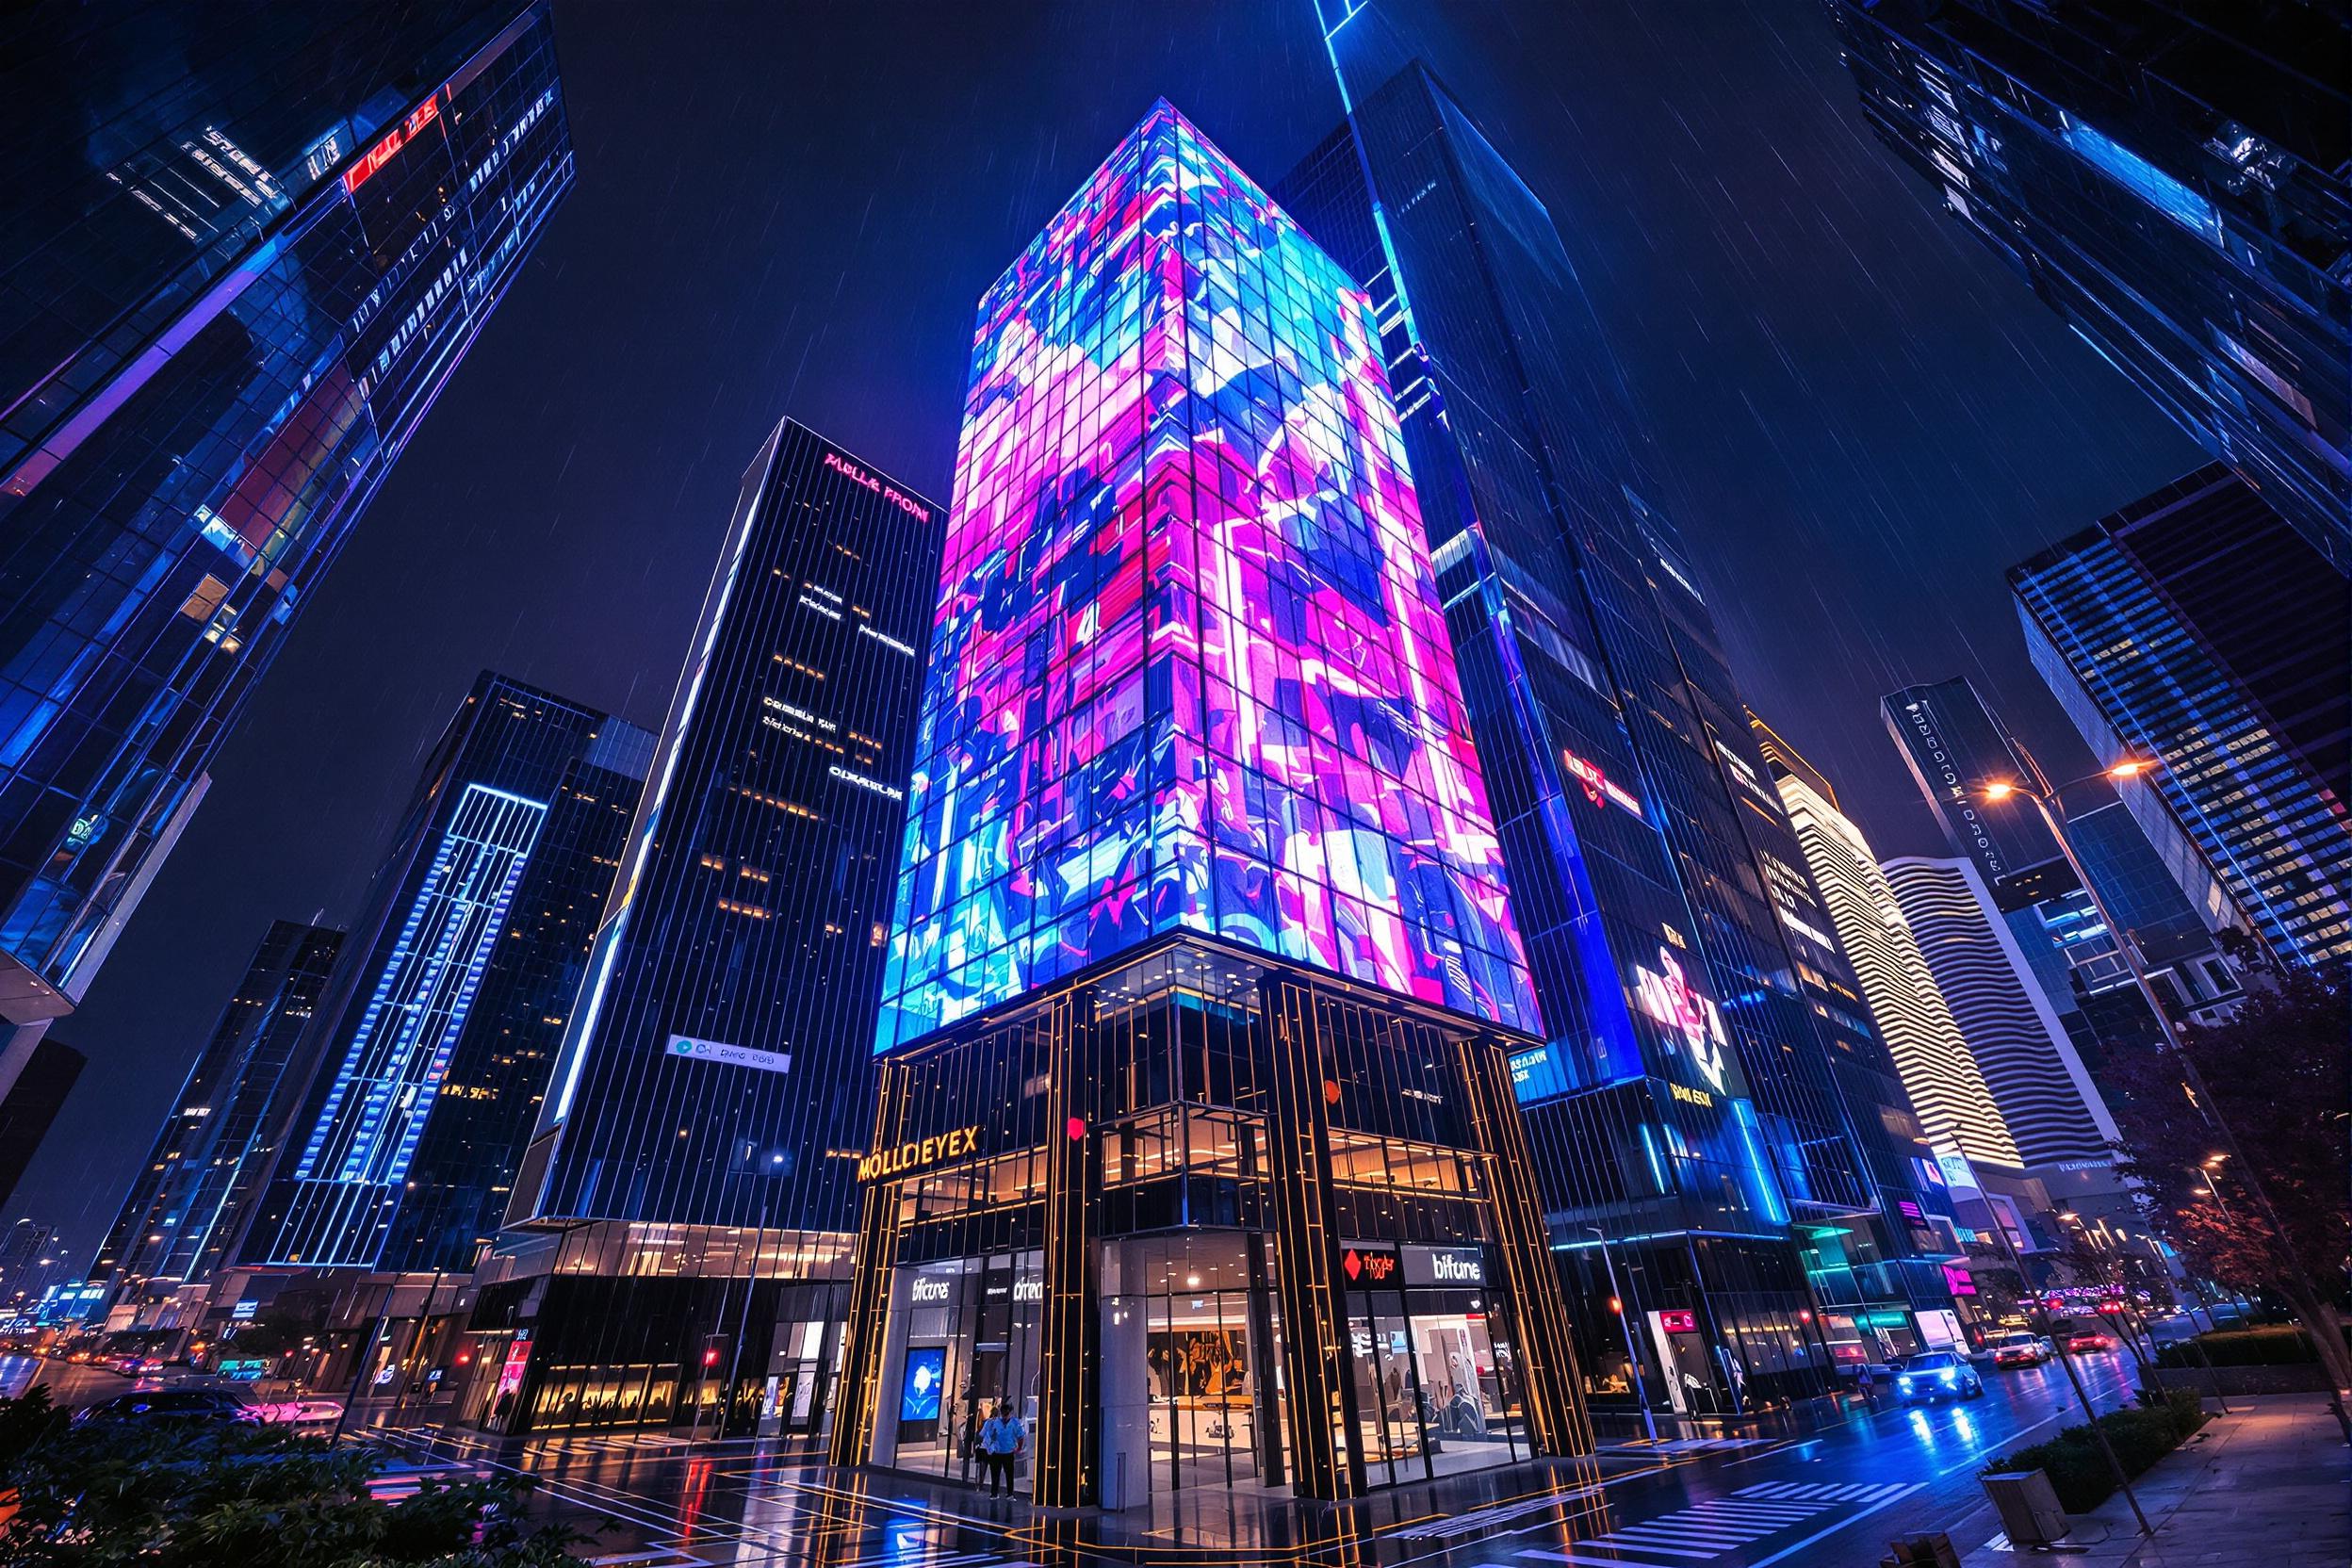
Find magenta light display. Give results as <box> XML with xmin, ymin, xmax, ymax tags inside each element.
<box><xmin>876</xmin><ymin>103</ymin><xmax>1538</xmax><ymax>1050</ymax></box>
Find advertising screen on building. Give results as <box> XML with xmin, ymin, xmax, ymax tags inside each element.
<box><xmin>876</xmin><ymin>104</ymin><xmax>1536</xmax><ymax>1050</ymax></box>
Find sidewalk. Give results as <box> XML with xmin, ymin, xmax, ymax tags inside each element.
<box><xmin>1962</xmin><ymin>1392</ymin><xmax>2349</xmax><ymax>1567</ymax></box>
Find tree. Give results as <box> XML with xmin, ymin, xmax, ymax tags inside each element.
<box><xmin>2108</xmin><ymin>970</ymin><xmax>2351</xmax><ymax>1395</ymax></box>
<box><xmin>0</xmin><ymin>1396</ymin><xmax>595</xmax><ymax>1566</ymax></box>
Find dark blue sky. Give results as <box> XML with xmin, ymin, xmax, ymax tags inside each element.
<box><xmin>17</xmin><ymin>0</ymin><xmax>2201</xmax><ymax>1256</ymax></box>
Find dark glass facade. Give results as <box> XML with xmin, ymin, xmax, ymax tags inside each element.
<box><xmin>1276</xmin><ymin>25</ymin><xmax>1934</xmax><ymax>1409</ymax></box>
<box><xmin>2010</xmin><ymin>466</ymin><xmax>2352</xmax><ymax>973</ymax></box>
<box><xmin>85</xmin><ymin>919</ymin><xmax>342</xmax><ymax>1304</ymax></box>
<box><xmin>479</xmin><ymin>420</ymin><xmax>939</xmax><ymax>1441</ymax></box>
<box><xmin>1828</xmin><ymin>0</ymin><xmax>2350</xmax><ymax>569</ymax></box>
<box><xmin>0</xmin><ymin>1036</ymin><xmax>82</xmax><ymax>1216</ymax></box>
<box><xmin>243</xmin><ymin>675</ymin><xmax>649</xmax><ymax>1273</ymax></box>
<box><xmin>0</xmin><ymin>2</ymin><xmax>573</xmax><ymax>1021</ymax></box>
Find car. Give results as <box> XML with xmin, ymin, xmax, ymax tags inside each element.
<box><xmin>1894</xmin><ymin>1350</ymin><xmax>1984</xmax><ymax>1402</ymax></box>
<box><xmin>72</xmin><ymin>1389</ymin><xmax>257</xmax><ymax>1427</ymax></box>
<box><xmin>247</xmin><ymin>1395</ymin><xmax>344</xmax><ymax>1429</ymax></box>
<box><xmin>2065</xmin><ymin>1328</ymin><xmax>2116</xmax><ymax>1353</ymax></box>
<box><xmin>1990</xmin><ymin>1331</ymin><xmax>2053</xmax><ymax>1368</ymax></box>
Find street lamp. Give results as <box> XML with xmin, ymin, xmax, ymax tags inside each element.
<box><xmin>1974</xmin><ymin>757</ymin><xmax>2352</xmax><ymax>1442</ymax></box>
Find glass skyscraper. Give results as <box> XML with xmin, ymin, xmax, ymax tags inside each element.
<box><xmin>2011</xmin><ymin>466</ymin><xmax>2352</xmax><ymax>974</ymax></box>
<box><xmin>242</xmin><ymin>675</ymin><xmax>649</xmax><ymax>1275</ymax></box>
<box><xmin>84</xmin><ymin>919</ymin><xmax>342</xmax><ymax>1316</ymax></box>
<box><xmin>1274</xmin><ymin>11</ymin><xmax>1943</xmax><ymax>1407</ymax></box>
<box><xmin>484</xmin><ymin>420</ymin><xmax>939</xmax><ymax>1442</ymax></box>
<box><xmin>1828</xmin><ymin>1</ymin><xmax>2349</xmax><ymax>570</ymax></box>
<box><xmin>0</xmin><ymin>3</ymin><xmax>573</xmax><ymax>1037</ymax></box>
<box><xmin>834</xmin><ymin>103</ymin><xmax>1580</xmax><ymax>1508</ymax></box>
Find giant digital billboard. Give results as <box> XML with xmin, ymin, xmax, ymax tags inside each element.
<box><xmin>876</xmin><ymin>104</ymin><xmax>1537</xmax><ymax>1049</ymax></box>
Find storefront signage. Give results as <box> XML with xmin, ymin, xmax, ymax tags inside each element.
<box><xmin>857</xmin><ymin>1124</ymin><xmax>979</xmax><ymax>1183</ymax></box>
<box><xmin>1656</xmin><ymin>1309</ymin><xmax>1699</xmax><ymax>1333</ymax></box>
<box><xmin>666</xmin><ymin>1034</ymin><xmax>792</xmax><ymax>1076</ymax></box>
<box><xmin>1340</xmin><ymin>1245</ymin><xmax>1399</xmax><ymax>1285</ymax></box>
<box><xmin>1669</xmin><ymin>1081</ymin><xmax>1714</xmax><ymax>1109</ymax></box>
<box><xmin>1400</xmin><ymin>1245</ymin><xmax>1484</xmax><ymax>1288</ymax></box>
<box><xmin>909</xmin><ymin>1274</ymin><xmax>953</xmax><ymax>1304</ymax></box>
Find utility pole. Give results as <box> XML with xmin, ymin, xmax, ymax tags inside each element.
<box><xmin>1588</xmin><ymin>1226</ymin><xmax>1658</xmax><ymax>1442</ymax></box>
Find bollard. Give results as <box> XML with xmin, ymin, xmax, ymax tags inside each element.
<box><xmin>1879</xmin><ymin>1532</ymin><xmax>1963</xmax><ymax>1568</ymax></box>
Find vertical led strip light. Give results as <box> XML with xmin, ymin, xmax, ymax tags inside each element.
<box><xmin>294</xmin><ymin>783</ymin><xmax>546</xmax><ymax>1188</ymax></box>
<box><xmin>877</xmin><ymin>104</ymin><xmax>1537</xmax><ymax>1049</ymax></box>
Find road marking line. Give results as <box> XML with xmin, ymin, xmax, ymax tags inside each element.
<box><xmin>1736</xmin><ymin>1482</ymin><xmax>1925</xmax><ymax>1568</ymax></box>
<box><xmin>1585</xmin><ymin>1541</ymin><xmax>1717</xmax><ymax>1560</ymax></box>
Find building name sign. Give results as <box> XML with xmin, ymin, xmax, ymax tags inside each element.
<box><xmin>1668</xmin><ymin>1081</ymin><xmax>1715</xmax><ymax>1109</ymax></box>
<box><xmin>910</xmin><ymin>1274</ymin><xmax>954</xmax><ymax>1304</ymax></box>
<box><xmin>666</xmin><ymin>1035</ymin><xmax>792</xmax><ymax>1076</ymax></box>
<box><xmin>823</xmin><ymin>450</ymin><xmax>931</xmax><ymax>524</ymax></box>
<box><xmin>1340</xmin><ymin>1245</ymin><xmax>1399</xmax><ymax>1285</ymax></box>
<box><xmin>345</xmin><ymin>96</ymin><xmax>439</xmax><ymax>195</ymax></box>
<box><xmin>1400</xmin><ymin>1245</ymin><xmax>1485</xmax><ymax>1288</ymax></box>
<box><xmin>857</xmin><ymin>1124</ymin><xmax>979</xmax><ymax>1184</ymax></box>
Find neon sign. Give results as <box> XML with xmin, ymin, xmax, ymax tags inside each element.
<box><xmin>857</xmin><ymin>1124</ymin><xmax>979</xmax><ymax>1183</ymax></box>
<box><xmin>1562</xmin><ymin>747</ymin><xmax>1642</xmax><ymax>816</ymax></box>
<box><xmin>822</xmin><ymin>450</ymin><xmax>930</xmax><ymax>522</ymax></box>
<box><xmin>343</xmin><ymin>97</ymin><xmax>440</xmax><ymax>195</ymax></box>
<box><xmin>1632</xmin><ymin>948</ymin><xmax>1728</xmax><ymax>1093</ymax></box>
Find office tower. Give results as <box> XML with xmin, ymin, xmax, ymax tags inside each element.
<box><xmin>488</xmin><ymin>421</ymin><xmax>939</xmax><ymax>1441</ymax></box>
<box><xmin>1278</xmin><ymin>15</ymin><xmax>1900</xmax><ymax>1405</ymax></box>
<box><xmin>834</xmin><ymin>104</ymin><xmax>1580</xmax><ymax>1509</ymax></box>
<box><xmin>2012</xmin><ymin>466</ymin><xmax>2352</xmax><ymax>973</ymax></box>
<box><xmin>0</xmin><ymin>1037</ymin><xmax>82</xmax><ymax>1214</ymax></box>
<box><xmin>1880</xmin><ymin>676</ymin><xmax>2240</xmax><ymax>1086</ymax></box>
<box><xmin>1827</xmin><ymin>2</ymin><xmax>2350</xmax><ymax>570</ymax></box>
<box><xmin>85</xmin><ymin>920</ymin><xmax>342</xmax><ymax>1313</ymax></box>
<box><xmin>242</xmin><ymin>676</ymin><xmax>649</xmax><ymax>1275</ymax></box>
<box><xmin>1884</xmin><ymin>856</ymin><xmax>2129</xmax><ymax>1188</ymax></box>
<box><xmin>1756</xmin><ymin>719</ymin><xmax>2017</xmax><ymax>1171</ymax></box>
<box><xmin>0</xmin><ymin>3</ymin><xmax>574</xmax><ymax>1053</ymax></box>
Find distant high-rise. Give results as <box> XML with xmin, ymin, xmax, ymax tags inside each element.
<box><xmin>1828</xmin><ymin>2</ymin><xmax>2350</xmax><ymax>569</ymax></box>
<box><xmin>1883</xmin><ymin>857</ymin><xmax>2115</xmax><ymax>1170</ymax></box>
<box><xmin>0</xmin><ymin>1037</ymin><xmax>82</xmax><ymax>1214</ymax></box>
<box><xmin>1755</xmin><ymin>720</ymin><xmax>2018</xmax><ymax>1170</ymax></box>
<box><xmin>0</xmin><ymin>3</ymin><xmax>574</xmax><ymax>1045</ymax></box>
<box><xmin>2012</xmin><ymin>466</ymin><xmax>2352</xmax><ymax>974</ymax></box>
<box><xmin>243</xmin><ymin>677</ymin><xmax>649</xmax><ymax>1274</ymax></box>
<box><xmin>86</xmin><ymin>920</ymin><xmax>342</xmax><ymax>1305</ymax></box>
<box><xmin>492</xmin><ymin>420</ymin><xmax>939</xmax><ymax>1442</ymax></box>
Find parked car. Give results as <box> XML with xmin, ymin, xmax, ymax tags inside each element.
<box><xmin>73</xmin><ymin>1389</ymin><xmax>256</xmax><ymax>1427</ymax></box>
<box><xmin>1894</xmin><ymin>1350</ymin><xmax>1984</xmax><ymax>1402</ymax></box>
<box><xmin>247</xmin><ymin>1395</ymin><xmax>344</xmax><ymax>1429</ymax></box>
<box><xmin>1990</xmin><ymin>1331</ymin><xmax>2054</xmax><ymax>1368</ymax></box>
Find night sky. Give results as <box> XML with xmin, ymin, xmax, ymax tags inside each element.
<box><xmin>16</xmin><ymin>0</ymin><xmax>2206</xmax><ymax>1260</ymax></box>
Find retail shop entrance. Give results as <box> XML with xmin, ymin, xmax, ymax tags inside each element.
<box><xmin>832</xmin><ymin>937</ymin><xmax>1590</xmax><ymax>1507</ymax></box>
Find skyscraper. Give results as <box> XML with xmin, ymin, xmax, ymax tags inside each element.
<box><xmin>1277</xmin><ymin>13</ymin><xmax>1916</xmax><ymax>1405</ymax></box>
<box><xmin>490</xmin><ymin>420</ymin><xmax>939</xmax><ymax>1441</ymax></box>
<box><xmin>2011</xmin><ymin>466</ymin><xmax>2352</xmax><ymax>974</ymax></box>
<box><xmin>1755</xmin><ymin>721</ymin><xmax>2017</xmax><ymax>1170</ymax></box>
<box><xmin>1880</xmin><ymin>677</ymin><xmax>2242</xmax><ymax>1085</ymax></box>
<box><xmin>242</xmin><ymin>676</ymin><xmax>649</xmax><ymax>1274</ymax></box>
<box><xmin>85</xmin><ymin>919</ymin><xmax>342</xmax><ymax>1315</ymax></box>
<box><xmin>0</xmin><ymin>3</ymin><xmax>574</xmax><ymax>1051</ymax></box>
<box><xmin>1884</xmin><ymin>856</ymin><xmax>2124</xmax><ymax>1187</ymax></box>
<box><xmin>1828</xmin><ymin>1</ymin><xmax>2350</xmax><ymax>569</ymax></box>
<box><xmin>834</xmin><ymin>102</ymin><xmax>1579</xmax><ymax>1508</ymax></box>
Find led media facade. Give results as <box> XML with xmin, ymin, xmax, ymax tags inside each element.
<box><xmin>292</xmin><ymin>784</ymin><xmax>545</xmax><ymax>1191</ymax></box>
<box><xmin>877</xmin><ymin>103</ymin><xmax>1536</xmax><ymax>1050</ymax></box>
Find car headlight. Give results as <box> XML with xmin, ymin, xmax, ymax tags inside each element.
<box><xmin>1897</xmin><ymin>1377</ymin><xmax>1913</xmax><ymax>1390</ymax></box>
<box><xmin>1939</xmin><ymin>1368</ymin><xmax>1954</xmax><ymax>1383</ymax></box>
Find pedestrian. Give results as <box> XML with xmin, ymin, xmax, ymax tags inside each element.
<box><xmin>978</xmin><ymin>1401</ymin><xmax>1023</xmax><ymax>1497</ymax></box>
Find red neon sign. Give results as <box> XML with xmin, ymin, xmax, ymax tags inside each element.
<box><xmin>1657</xmin><ymin>1309</ymin><xmax>1699</xmax><ymax>1333</ymax></box>
<box><xmin>344</xmin><ymin>97</ymin><xmax>441</xmax><ymax>194</ymax></box>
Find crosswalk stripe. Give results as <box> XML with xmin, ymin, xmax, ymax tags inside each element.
<box><xmin>1609</xmin><ymin>1524</ymin><xmax>1762</xmax><ymax>1544</ymax></box>
<box><xmin>1588</xmin><ymin>1543</ymin><xmax>1716</xmax><ymax>1560</ymax></box>
<box><xmin>1500</xmin><ymin>1558</ymin><xmax>1651</xmax><ymax>1568</ymax></box>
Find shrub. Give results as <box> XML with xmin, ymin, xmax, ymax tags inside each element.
<box><xmin>1983</xmin><ymin>1391</ymin><xmax>2208</xmax><ymax>1514</ymax></box>
<box><xmin>2154</xmin><ymin>1326</ymin><xmax>2325</xmax><ymax>1368</ymax></box>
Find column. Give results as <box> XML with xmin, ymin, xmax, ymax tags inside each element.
<box><xmin>1036</xmin><ymin>988</ymin><xmax>1098</xmax><ymax>1506</ymax></box>
<box><xmin>830</xmin><ymin>1058</ymin><xmax>907</xmax><ymax>1468</ymax></box>
<box><xmin>1259</xmin><ymin>972</ymin><xmax>1363</xmax><ymax>1499</ymax></box>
